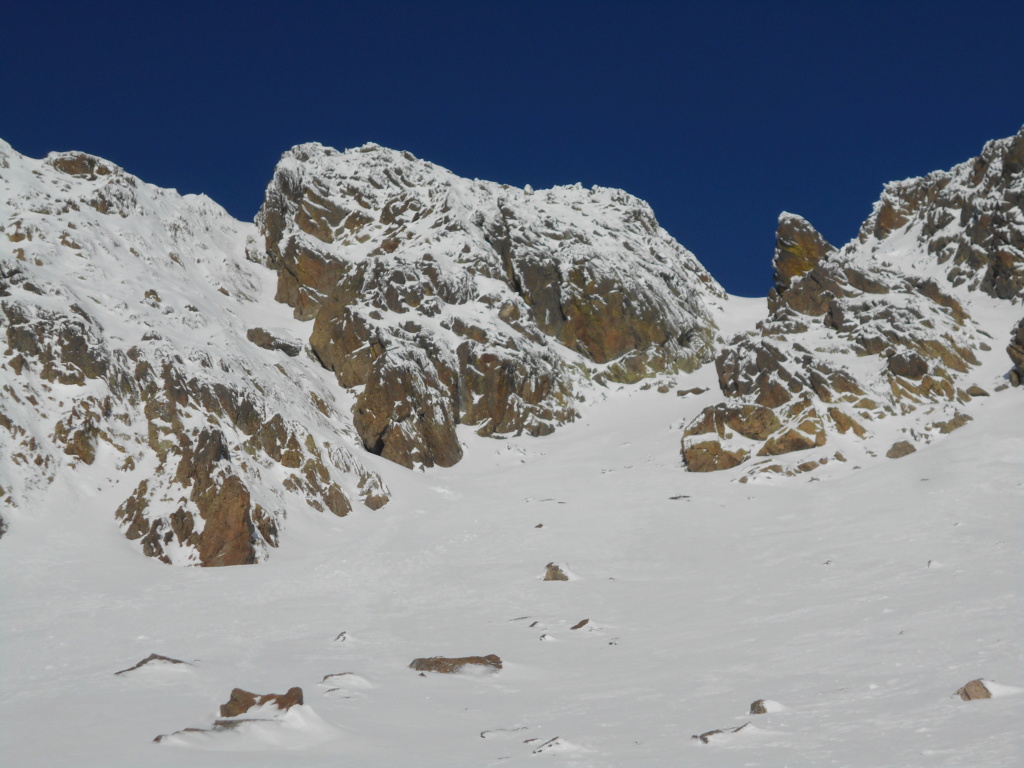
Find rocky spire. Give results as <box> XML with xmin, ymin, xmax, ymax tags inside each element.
<box><xmin>772</xmin><ymin>212</ymin><xmax>835</xmax><ymax>293</ymax></box>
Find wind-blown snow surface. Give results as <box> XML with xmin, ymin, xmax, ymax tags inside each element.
<box><xmin>1</xmin><ymin>294</ymin><xmax>1020</xmax><ymax>766</ymax></box>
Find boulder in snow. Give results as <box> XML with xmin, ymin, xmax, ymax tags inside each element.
<box><xmin>220</xmin><ymin>686</ymin><xmax>304</xmax><ymax>717</ymax></box>
<box><xmin>955</xmin><ymin>679</ymin><xmax>992</xmax><ymax>701</ymax></box>
<box><xmin>409</xmin><ymin>654</ymin><xmax>502</xmax><ymax>674</ymax></box>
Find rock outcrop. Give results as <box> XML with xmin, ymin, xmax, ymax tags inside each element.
<box><xmin>409</xmin><ymin>654</ymin><xmax>503</xmax><ymax>673</ymax></box>
<box><xmin>955</xmin><ymin>679</ymin><xmax>992</xmax><ymax>701</ymax></box>
<box><xmin>773</xmin><ymin>213</ymin><xmax>836</xmax><ymax>293</ymax></box>
<box><xmin>0</xmin><ymin>139</ymin><xmax>389</xmax><ymax>565</ymax></box>
<box><xmin>543</xmin><ymin>562</ymin><xmax>569</xmax><ymax>581</ymax></box>
<box><xmin>220</xmin><ymin>687</ymin><xmax>304</xmax><ymax>717</ymax></box>
<box><xmin>692</xmin><ymin>723</ymin><xmax>750</xmax><ymax>743</ymax></box>
<box><xmin>246</xmin><ymin>327</ymin><xmax>302</xmax><ymax>357</ymax></box>
<box><xmin>153</xmin><ymin>686</ymin><xmax>307</xmax><ymax>743</ymax></box>
<box><xmin>859</xmin><ymin>128</ymin><xmax>1024</xmax><ymax>300</ymax></box>
<box><xmin>114</xmin><ymin>653</ymin><xmax>190</xmax><ymax>675</ymax></box>
<box><xmin>256</xmin><ymin>143</ymin><xmax>725</xmax><ymax>468</ymax></box>
<box><xmin>886</xmin><ymin>441</ymin><xmax>917</xmax><ymax>459</ymax></box>
<box><xmin>1009</xmin><ymin>317</ymin><xmax>1024</xmax><ymax>386</ymax></box>
<box><xmin>683</xmin><ymin>130</ymin><xmax>1024</xmax><ymax>477</ymax></box>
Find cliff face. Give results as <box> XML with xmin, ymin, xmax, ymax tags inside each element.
<box><xmin>683</xmin><ymin>128</ymin><xmax>1024</xmax><ymax>478</ymax></box>
<box><xmin>254</xmin><ymin>143</ymin><xmax>726</xmax><ymax>468</ymax></box>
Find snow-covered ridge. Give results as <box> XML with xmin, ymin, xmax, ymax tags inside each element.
<box><xmin>3</xmin><ymin>127</ymin><xmax>1022</xmax><ymax>564</ymax></box>
<box><xmin>856</xmin><ymin>127</ymin><xmax>1024</xmax><ymax>298</ymax></box>
<box><xmin>0</xmin><ymin>141</ymin><xmax>388</xmax><ymax>565</ymax></box>
<box><xmin>254</xmin><ymin>140</ymin><xmax>728</xmax><ymax>468</ymax></box>
<box><xmin>1</xmin><ymin>134</ymin><xmax>730</xmax><ymax>563</ymax></box>
<box><xmin>682</xmin><ymin>128</ymin><xmax>1024</xmax><ymax>479</ymax></box>
<box><xmin>1</xmin><ymin>132</ymin><xmax>1022</xmax><ymax>768</ymax></box>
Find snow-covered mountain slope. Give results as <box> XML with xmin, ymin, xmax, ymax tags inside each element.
<box><xmin>1</xmin><ymin>137</ymin><xmax>729</xmax><ymax>564</ymax></box>
<box><xmin>255</xmin><ymin>142</ymin><xmax>726</xmax><ymax>468</ymax></box>
<box><xmin>682</xmin><ymin>128</ymin><xmax>1024</xmax><ymax>480</ymax></box>
<box><xmin>0</xmin><ymin>141</ymin><xmax>389</xmax><ymax>565</ymax></box>
<box><xmin>0</xmin><ymin>358</ymin><xmax>1020</xmax><ymax>767</ymax></box>
<box><xmin>1</xmin><ymin>129</ymin><xmax>1022</xmax><ymax>767</ymax></box>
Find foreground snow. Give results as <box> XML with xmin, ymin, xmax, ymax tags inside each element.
<box><xmin>1</xmin><ymin>355</ymin><xmax>1020</xmax><ymax>767</ymax></box>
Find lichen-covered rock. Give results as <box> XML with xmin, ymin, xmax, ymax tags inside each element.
<box><xmin>180</xmin><ymin>429</ymin><xmax>257</xmax><ymax>566</ymax></box>
<box><xmin>257</xmin><ymin>142</ymin><xmax>725</xmax><ymax>468</ymax></box>
<box><xmin>772</xmin><ymin>213</ymin><xmax>836</xmax><ymax>293</ymax></box>
<box><xmin>45</xmin><ymin>151</ymin><xmax>116</xmax><ymax>180</ymax></box>
<box><xmin>153</xmin><ymin>686</ymin><xmax>305</xmax><ymax>743</ymax></box>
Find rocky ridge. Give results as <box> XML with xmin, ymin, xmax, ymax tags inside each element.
<box><xmin>254</xmin><ymin>142</ymin><xmax>726</xmax><ymax>468</ymax></box>
<box><xmin>0</xmin><ymin>140</ymin><xmax>389</xmax><ymax>565</ymax></box>
<box><xmin>0</xmin><ymin>138</ymin><xmax>726</xmax><ymax>564</ymax></box>
<box><xmin>683</xmin><ymin>128</ymin><xmax>1024</xmax><ymax>477</ymax></box>
<box><xmin>2</xmin><ymin>127</ymin><xmax>1021</xmax><ymax>564</ymax></box>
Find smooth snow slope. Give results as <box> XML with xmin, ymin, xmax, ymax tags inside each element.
<box><xmin>1</xmin><ymin>300</ymin><xmax>1020</xmax><ymax>767</ymax></box>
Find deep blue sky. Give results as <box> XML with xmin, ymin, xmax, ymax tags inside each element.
<box><xmin>3</xmin><ymin>2</ymin><xmax>1021</xmax><ymax>297</ymax></box>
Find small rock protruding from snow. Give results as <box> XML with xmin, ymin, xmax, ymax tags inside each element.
<box><xmin>749</xmin><ymin>698</ymin><xmax>785</xmax><ymax>714</ymax></box>
<box><xmin>692</xmin><ymin>722</ymin><xmax>751</xmax><ymax>743</ymax></box>
<box><xmin>220</xmin><ymin>687</ymin><xmax>304</xmax><ymax>717</ymax></box>
<box><xmin>543</xmin><ymin>562</ymin><xmax>569</xmax><ymax>581</ymax></box>
<box><xmin>409</xmin><ymin>654</ymin><xmax>502</xmax><ymax>674</ymax></box>
<box><xmin>114</xmin><ymin>653</ymin><xmax>190</xmax><ymax>675</ymax></box>
<box><xmin>886</xmin><ymin>440</ymin><xmax>917</xmax><ymax>459</ymax></box>
<box><xmin>955</xmin><ymin>679</ymin><xmax>992</xmax><ymax>701</ymax></box>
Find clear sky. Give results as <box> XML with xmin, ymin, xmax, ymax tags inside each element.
<box><xmin>2</xmin><ymin>1</ymin><xmax>1021</xmax><ymax>297</ymax></box>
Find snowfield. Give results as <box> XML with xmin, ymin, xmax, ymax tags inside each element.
<box><xmin>1</xmin><ymin>328</ymin><xmax>1020</xmax><ymax>766</ymax></box>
